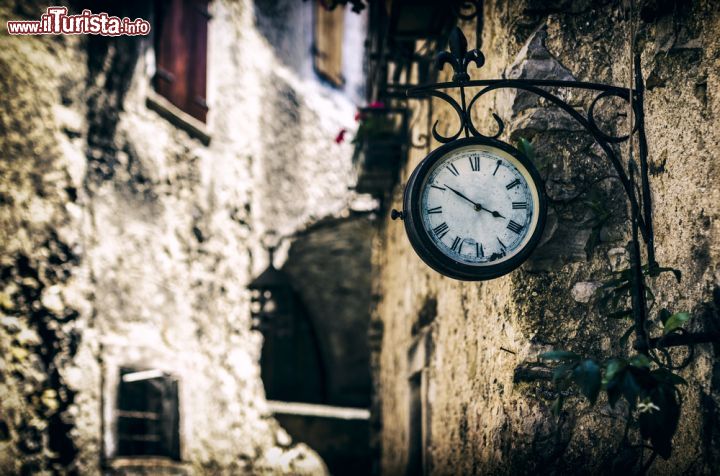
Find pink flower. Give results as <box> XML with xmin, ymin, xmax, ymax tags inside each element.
<box><xmin>355</xmin><ymin>101</ymin><xmax>385</xmax><ymax>122</ymax></box>
<box><xmin>335</xmin><ymin>128</ymin><xmax>347</xmax><ymax>144</ymax></box>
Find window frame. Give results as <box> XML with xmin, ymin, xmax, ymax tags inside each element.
<box><xmin>108</xmin><ymin>366</ymin><xmax>181</xmax><ymax>462</ymax></box>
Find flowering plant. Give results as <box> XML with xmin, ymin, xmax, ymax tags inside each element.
<box><xmin>335</xmin><ymin>101</ymin><xmax>395</xmax><ymax>145</ymax></box>
<box><xmin>352</xmin><ymin>102</ymin><xmax>399</xmax><ymax>146</ymax></box>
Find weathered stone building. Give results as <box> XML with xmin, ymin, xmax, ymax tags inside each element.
<box><xmin>364</xmin><ymin>0</ymin><xmax>720</xmax><ymax>474</ymax></box>
<box><xmin>0</xmin><ymin>0</ymin><xmax>371</xmax><ymax>474</ymax></box>
<box><xmin>4</xmin><ymin>0</ymin><xmax>720</xmax><ymax>474</ymax></box>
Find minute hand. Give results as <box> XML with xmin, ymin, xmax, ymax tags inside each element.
<box><xmin>444</xmin><ymin>185</ymin><xmax>506</xmax><ymax>218</ymax></box>
<box><xmin>445</xmin><ymin>185</ymin><xmax>481</xmax><ymax>209</ymax></box>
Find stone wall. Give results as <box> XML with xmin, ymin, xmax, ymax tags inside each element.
<box><xmin>372</xmin><ymin>0</ymin><xmax>720</xmax><ymax>474</ymax></box>
<box><xmin>0</xmin><ymin>6</ymin><xmax>86</xmax><ymax>470</ymax></box>
<box><xmin>0</xmin><ymin>0</ymin><xmax>365</xmax><ymax>473</ymax></box>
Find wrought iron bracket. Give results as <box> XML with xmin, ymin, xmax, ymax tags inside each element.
<box><xmin>404</xmin><ymin>26</ymin><xmax>718</xmax><ymax>359</ymax></box>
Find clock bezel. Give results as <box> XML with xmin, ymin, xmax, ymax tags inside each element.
<box><xmin>402</xmin><ymin>136</ymin><xmax>547</xmax><ymax>281</ymax></box>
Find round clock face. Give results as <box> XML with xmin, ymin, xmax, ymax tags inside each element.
<box><xmin>402</xmin><ymin>137</ymin><xmax>546</xmax><ymax>281</ymax></box>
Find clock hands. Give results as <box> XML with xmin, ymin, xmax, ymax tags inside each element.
<box><xmin>445</xmin><ymin>184</ymin><xmax>480</xmax><ymax>209</ymax></box>
<box><xmin>444</xmin><ymin>185</ymin><xmax>506</xmax><ymax>219</ymax></box>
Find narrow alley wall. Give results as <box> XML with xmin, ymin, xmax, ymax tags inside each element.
<box><xmin>0</xmin><ymin>0</ymin><xmax>365</xmax><ymax>474</ymax></box>
<box><xmin>372</xmin><ymin>0</ymin><xmax>720</xmax><ymax>474</ymax></box>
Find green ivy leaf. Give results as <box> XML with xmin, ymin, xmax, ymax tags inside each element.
<box><xmin>657</xmin><ymin>308</ymin><xmax>672</xmax><ymax>325</ymax></box>
<box><xmin>606</xmin><ymin>378</ymin><xmax>623</xmax><ymax>408</ymax></box>
<box><xmin>638</xmin><ymin>385</ymin><xmax>680</xmax><ymax>459</ymax></box>
<box><xmin>651</xmin><ymin>368</ymin><xmax>688</xmax><ymax>386</ymax></box>
<box><xmin>553</xmin><ymin>363</ymin><xmax>575</xmax><ymax>384</ymax></box>
<box><xmin>619</xmin><ymin>325</ymin><xmax>635</xmax><ymax>348</ymax></box>
<box><xmin>663</xmin><ymin>312</ymin><xmax>690</xmax><ymax>335</ymax></box>
<box><xmin>573</xmin><ymin>359</ymin><xmax>602</xmax><ymax>404</ymax></box>
<box><xmin>517</xmin><ymin>137</ymin><xmax>535</xmax><ymax>162</ymax></box>
<box><xmin>540</xmin><ymin>351</ymin><xmax>581</xmax><ymax>362</ymax></box>
<box><xmin>621</xmin><ymin>370</ymin><xmax>642</xmax><ymax>409</ymax></box>
<box><xmin>630</xmin><ymin>354</ymin><xmax>651</xmax><ymax>368</ymax></box>
<box><xmin>604</xmin><ymin>359</ymin><xmax>627</xmax><ymax>408</ymax></box>
<box><xmin>604</xmin><ymin>358</ymin><xmax>627</xmax><ymax>383</ymax></box>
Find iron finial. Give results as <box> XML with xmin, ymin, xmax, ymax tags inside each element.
<box><xmin>435</xmin><ymin>26</ymin><xmax>485</xmax><ymax>83</ymax></box>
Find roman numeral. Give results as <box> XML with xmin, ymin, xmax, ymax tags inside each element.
<box><xmin>493</xmin><ymin>160</ymin><xmax>501</xmax><ymax>175</ymax></box>
<box><xmin>433</xmin><ymin>222</ymin><xmax>449</xmax><ymax>239</ymax></box>
<box><xmin>446</xmin><ymin>163</ymin><xmax>459</xmax><ymax>176</ymax></box>
<box><xmin>450</xmin><ymin>237</ymin><xmax>462</xmax><ymax>252</ymax></box>
<box><xmin>427</xmin><ymin>206</ymin><xmax>442</xmax><ymax>214</ymax></box>
<box><xmin>506</xmin><ymin>179</ymin><xmax>521</xmax><ymax>189</ymax></box>
<box><xmin>430</xmin><ymin>184</ymin><xmax>446</xmax><ymax>191</ymax></box>
<box><xmin>512</xmin><ymin>202</ymin><xmax>528</xmax><ymax>209</ymax></box>
<box><xmin>497</xmin><ymin>238</ymin><xmax>506</xmax><ymax>249</ymax></box>
<box><xmin>507</xmin><ymin>220</ymin><xmax>523</xmax><ymax>234</ymax></box>
<box><xmin>469</xmin><ymin>155</ymin><xmax>480</xmax><ymax>171</ymax></box>
<box><xmin>476</xmin><ymin>243</ymin><xmax>483</xmax><ymax>258</ymax></box>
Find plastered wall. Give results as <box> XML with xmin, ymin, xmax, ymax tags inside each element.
<box><xmin>0</xmin><ymin>0</ymin><xmax>364</xmax><ymax>473</ymax></box>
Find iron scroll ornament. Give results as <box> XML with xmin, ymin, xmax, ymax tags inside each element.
<box><xmin>391</xmin><ymin>26</ymin><xmax>720</xmax><ymax>356</ymax></box>
<box><xmin>404</xmin><ymin>27</ymin><xmax>650</xmax><ymax>241</ymax></box>
<box><xmin>394</xmin><ymin>26</ymin><xmax>649</xmax><ymax>275</ymax></box>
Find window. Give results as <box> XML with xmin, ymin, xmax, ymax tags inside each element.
<box><xmin>407</xmin><ymin>372</ymin><xmax>424</xmax><ymax>476</ymax></box>
<box><xmin>407</xmin><ymin>330</ymin><xmax>432</xmax><ymax>475</ymax></box>
<box><xmin>313</xmin><ymin>3</ymin><xmax>344</xmax><ymax>87</ymax></box>
<box><xmin>116</xmin><ymin>368</ymin><xmax>180</xmax><ymax>460</ymax></box>
<box><xmin>154</xmin><ymin>0</ymin><xmax>209</xmax><ymax>122</ymax></box>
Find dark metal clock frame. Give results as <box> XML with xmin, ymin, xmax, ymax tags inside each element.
<box><xmin>402</xmin><ymin>136</ymin><xmax>547</xmax><ymax>281</ymax></box>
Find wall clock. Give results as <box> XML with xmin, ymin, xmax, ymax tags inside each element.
<box><xmin>399</xmin><ymin>137</ymin><xmax>547</xmax><ymax>281</ymax></box>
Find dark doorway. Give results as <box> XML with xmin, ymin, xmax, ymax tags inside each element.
<box><xmin>259</xmin><ymin>291</ymin><xmax>327</xmax><ymax>404</ymax></box>
<box><xmin>407</xmin><ymin>372</ymin><xmax>424</xmax><ymax>476</ymax></box>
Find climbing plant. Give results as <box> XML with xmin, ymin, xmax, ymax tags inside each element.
<box><xmin>539</xmin><ymin>202</ymin><xmax>690</xmax><ymax>468</ymax></box>
<box><xmin>540</xmin><ymin>279</ymin><xmax>691</xmax><ymax>464</ymax></box>
<box><xmin>518</xmin><ymin>136</ymin><xmax>692</xmax><ymax>472</ymax></box>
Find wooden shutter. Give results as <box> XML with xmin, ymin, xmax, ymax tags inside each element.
<box><xmin>187</xmin><ymin>0</ymin><xmax>209</xmax><ymax>122</ymax></box>
<box><xmin>154</xmin><ymin>0</ymin><xmax>209</xmax><ymax>122</ymax></box>
<box><xmin>313</xmin><ymin>3</ymin><xmax>344</xmax><ymax>87</ymax></box>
